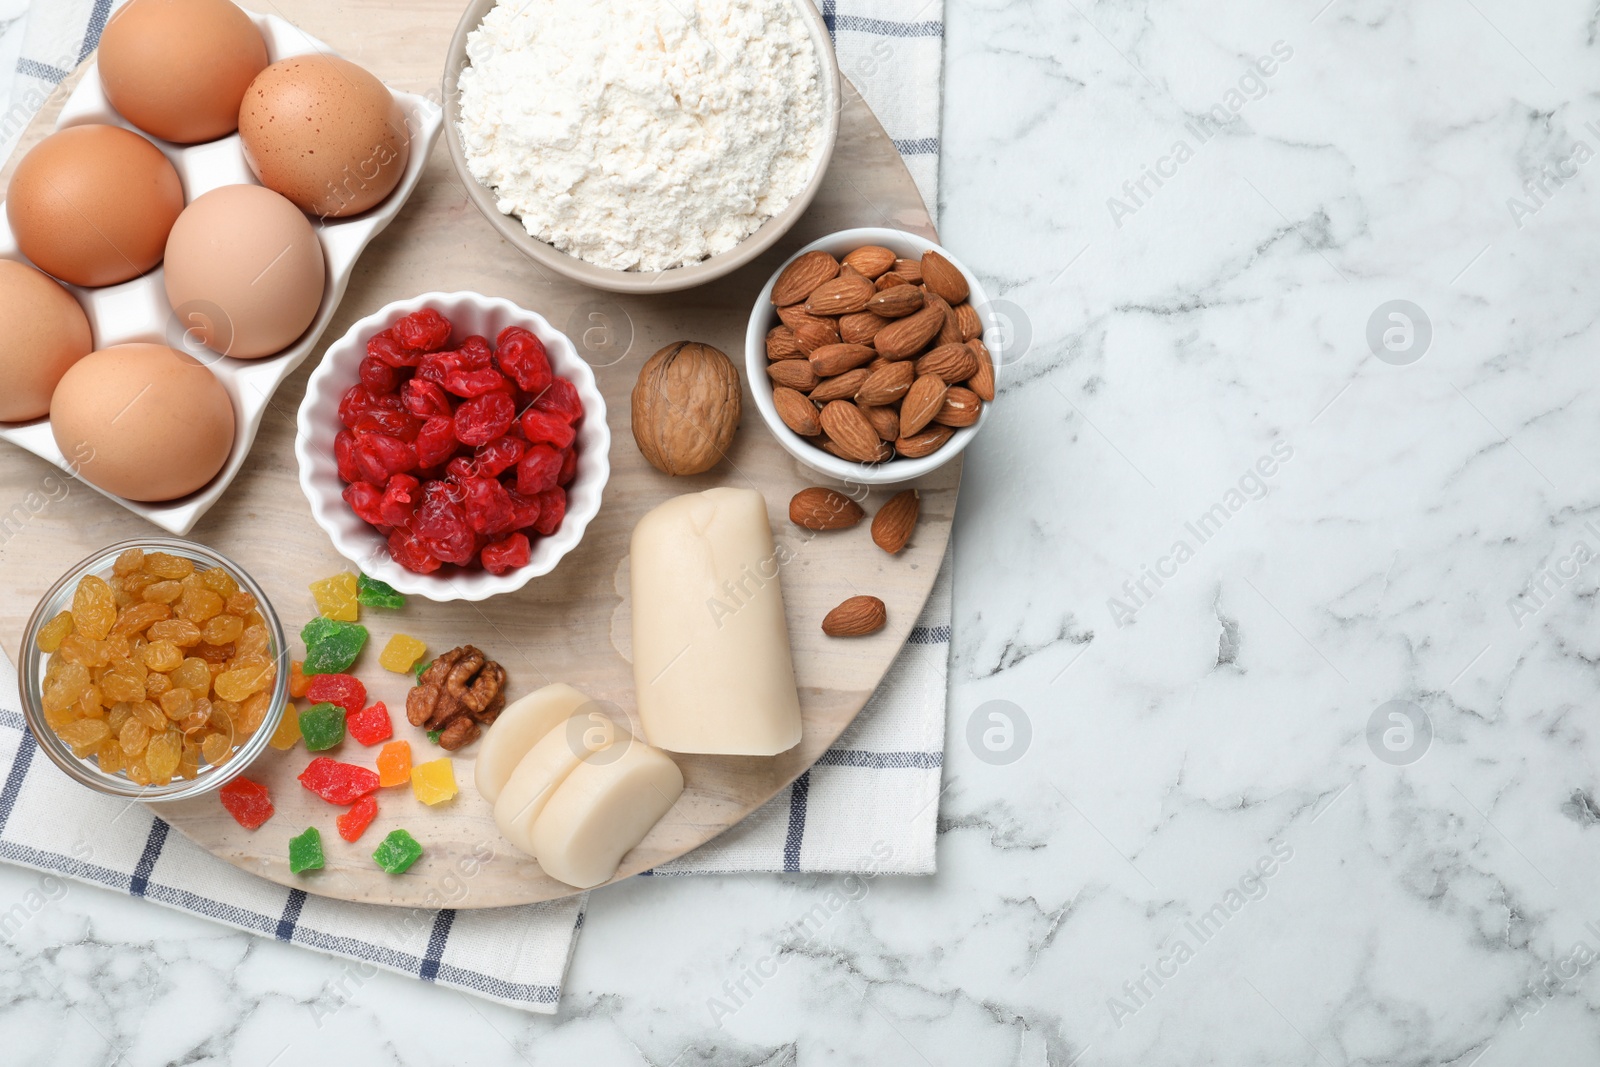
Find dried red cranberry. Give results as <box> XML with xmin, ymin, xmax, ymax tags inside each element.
<box><xmin>339</xmin><ymin>383</ymin><xmax>383</xmax><ymax>428</ymax></box>
<box><xmin>443</xmin><ymin>367</ymin><xmax>508</xmax><ymax>398</ymax></box>
<box><xmin>334</xmin><ymin>430</ymin><xmax>360</xmax><ymax>483</ymax></box>
<box><xmin>460</xmin><ymin>335</ymin><xmax>493</xmax><ymax>368</ymax></box>
<box><xmin>454</xmin><ymin>391</ymin><xmax>516</xmax><ymax>447</ymax></box>
<box><xmin>532</xmin><ymin>377</ymin><xmax>583</xmax><ymax>424</ymax></box>
<box><xmin>415</xmin><ymin>417</ymin><xmax>457</xmax><ymax>469</ymax></box>
<box><xmin>533</xmin><ymin>487</ymin><xmax>566</xmax><ymax>536</ymax></box>
<box><xmin>506</xmin><ymin>488</ymin><xmax>542</xmax><ymax>530</ymax></box>
<box><xmin>354</xmin><ymin>433</ymin><xmax>417</xmax><ymax>484</ymax></box>
<box><xmin>368</xmin><ymin>328</ymin><xmax>421</xmax><ymax>368</ymax></box>
<box><xmin>393</xmin><ymin>309</ymin><xmax>452</xmax><ymax>353</ymax></box>
<box><xmin>379</xmin><ymin>473</ymin><xmax>420</xmax><ymax>528</ymax></box>
<box><xmin>401</xmin><ymin>379</ymin><xmax>453</xmax><ymax>418</ymax></box>
<box><xmin>342</xmin><ymin>482</ymin><xmax>385</xmax><ymax>526</ymax></box>
<box><xmin>496</xmin><ymin>327</ymin><xmax>553</xmax><ymax>394</ymax></box>
<box><xmin>388</xmin><ymin>528</ymin><xmax>441</xmax><ymax>574</ymax></box>
<box><xmin>412</xmin><ymin>490</ymin><xmax>476</xmax><ymax>565</ymax></box>
<box><xmin>558</xmin><ymin>446</ymin><xmax>578</xmax><ymax>486</ymax></box>
<box><xmin>519</xmin><ymin>409</ymin><xmax>576</xmax><ymax>450</ymax></box>
<box><xmin>459</xmin><ymin>476</ymin><xmax>517</xmax><ymax>535</ymax></box>
<box><xmin>481</xmin><ymin>533</ymin><xmax>531</xmax><ymax>575</ymax></box>
<box><xmin>515</xmin><ymin>444</ymin><xmax>563</xmax><ymax>495</ymax></box>
<box><xmin>358</xmin><ymin>353</ymin><xmax>400</xmax><ymax>393</ymax></box>
<box><xmin>445</xmin><ymin>456</ymin><xmax>478</xmax><ymax>483</ymax></box>
<box><xmin>352</xmin><ymin>409</ymin><xmax>421</xmax><ymax>442</ymax></box>
<box><xmin>474</xmin><ymin>436</ymin><xmax>527</xmax><ymax>477</ymax></box>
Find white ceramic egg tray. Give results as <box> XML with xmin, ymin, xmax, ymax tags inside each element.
<box><xmin>0</xmin><ymin>9</ymin><xmax>443</xmax><ymax>536</ymax></box>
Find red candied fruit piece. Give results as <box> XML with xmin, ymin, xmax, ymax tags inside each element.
<box><xmin>368</xmin><ymin>328</ymin><xmax>421</xmax><ymax>368</ymax></box>
<box><xmin>354</xmin><ymin>433</ymin><xmax>417</xmax><ymax>484</ymax></box>
<box><xmin>298</xmin><ymin>757</ymin><xmax>380</xmax><ymax>805</ymax></box>
<box><xmin>359</xmin><ymin>353</ymin><xmax>400</xmax><ymax>393</ymax></box>
<box><xmin>533</xmin><ymin>377</ymin><xmax>583</xmax><ymax>424</ymax></box>
<box><xmin>219</xmin><ymin>777</ymin><xmax>274</xmax><ymax>830</ymax></box>
<box><xmin>379</xmin><ymin>474</ymin><xmax>421</xmax><ymax>527</ymax></box>
<box><xmin>336</xmin><ymin>795</ymin><xmax>379</xmax><ymax>842</ymax></box>
<box><xmin>461</xmin><ymin>476</ymin><xmax>516</xmax><ymax>535</ymax></box>
<box><xmin>558</xmin><ymin>446</ymin><xmax>578</xmax><ymax>486</ymax></box>
<box><xmin>306</xmin><ymin>673</ymin><xmax>367</xmax><ymax>716</ymax></box>
<box><xmin>482</xmin><ymin>532</ymin><xmax>531</xmax><ymax>575</ymax></box>
<box><xmin>516</xmin><ymin>444</ymin><xmax>562</xmax><ymax>495</ymax></box>
<box><xmin>334</xmin><ymin>429</ymin><xmax>361</xmax><ymax>483</ymax></box>
<box><xmin>519</xmin><ymin>408</ymin><xmax>576</xmax><ymax>450</ymax></box>
<box><xmin>415</xmin><ymin>417</ymin><xmax>458</xmax><ymax>469</ymax></box>
<box><xmin>445</xmin><ymin>456</ymin><xmax>478</xmax><ymax>483</ymax></box>
<box><xmin>352</xmin><ymin>408</ymin><xmax>421</xmax><ymax>442</ymax></box>
<box><xmin>413</xmin><ymin>487</ymin><xmax>477</xmax><ymax>565</ymax></box>
<box><xmin>347</xmin><ymin>702</ymin><xmax>394</xmax><ymax>746</ymax></box>
<box><xmin>475</xmin><ymin>436</ymin><xmax>526</xmax><ymax>477</ymax></box>
<box><xmin>496</xmin><ymin>326</ymin><xmax>553</xmax><ymax>394</ymax></box>
<box><xmin>454</xmin><ymin>391</ymin><xmax>516</xmax><ymax>447</ymax></box>
<box><xmin>507</xmin><ymin>489</ymin><xmax>542</xmax><ymax>530</ymax></box>
<box><xmin>443</xmin><ymin>366</ymin><xmax>508</xmax><ymax>398</ymax></box>
<box><xmin>533</xmin><ymin>487</ymin><xmax>566</xmax><ymax>535</ymax></box>
<box><xmin>393</xmin><ymin>308</ymin><xmax>453</xmax><ymax>353</ymax></box>
<box><xmin>342</xmin><ymin>482</ymin><xmax>385</xmax><ymax>526</ymax></box>
<box><xmin>402</xmin><ymin>378</ymin><xmax>453</xmax><ymax>418</ymax></box>
<box><xmin>388</xmin><ymin>528</ymin><xmax>441</xmax><ymax>574</ymax></box>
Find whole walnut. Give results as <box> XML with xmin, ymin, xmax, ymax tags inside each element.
<box><xmin>631</xmin><ymin>341</ymin><xmax>741</xmax><ymax>476</ymax></box>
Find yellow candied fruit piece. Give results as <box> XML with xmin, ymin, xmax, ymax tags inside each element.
<box><xmin>309</xmin><ymin>572</ymin><xmax>360</xmax><ymax>623</ymax></box>
<box><xmin>35</xmin><ymin>610</ymin><xmax>74</xmax><ymax>653</ymax></box>
<box><xmin>70</xmin><ymin>575</ymin><xmax>117</xmax><ymax>642</ymax></box>
<box><xmin>379</xmin><ymin>633</ymin><xmax>427</xmax><ymax>674</ymax></box>
<box><xmin>267</xmin><ymin>709</ymin><xmax>302</xmax><ymax>751</ymax></box>
<box><xmin>144</xmin><ymin>552</ymin><xmax>194</xmax><ymax>580</ymax></box>
<box><xmin>199</xmin><ymin>566</ymin><xmax>239</xmax><ymax>600</ymax></box>
<box><xmin>409</xmin><ymin>758</ymin><xmax>458</xmax><ymax>806</ymax></box>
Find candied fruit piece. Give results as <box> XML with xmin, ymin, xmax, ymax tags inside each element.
<box><xmin>347</xmin><ymin>702</ymin><xmax>393</xmax><ymax>746</ymax></box>
<box><xmin>414</xmin><ymin>416</ymin><xmax>457</xmax><ymax>469</ymax></box>
<box><xmin>219</xmin><ymin>777</ymin><xmax>274</xmax><ymax>829</ymax></box>
<box><xmin>454</xmin><ymin>390</ymin><xmax>516</xmax><ymax>447</ymax></box>
<box><xmin>35</xmin><ymin>610</ymin><xmax>74</xmax><ymax>653</ymax></box>
<box><xmin>298</xmin><ymin>756</ymin><xmax>380</xmax><ymax>805</ymax></box>
<box><xmin>268</xmin><ymin>708</ymin><xmax>302</xmax><ymax>751</ymax></box>
<box><xmin>300</xmin><ymin>617</ymin><xmax>368</xmax><ymax>676</ymax></box>
<box><xmin>288</xmin><ymin>827</ymin><xmax>325</xmax><ymax>875</ymax></box>
<box><xmin>146</xmin><ymin>731</ymin><xmax>182</xmax><ymax>782</ymax></box>
<box><xmin>309</xmin><ymin>573</ymin><xmax>360</xmax><ymax>623</ymax></box>
<box><xmin>288</xmin><ymin>660</ymin><xmax>312</xmax><ymax>699</ymax></box>
<box><xmin>533</xmin><ymin>487</ymin><xmax>566</xmax><ymax>536</ymax></box>
<box><xmin>533</xmin><ymin>377</ymin><xmax>584</xmax><ymax>424</ymax></box>
<box><xmin>378</xmin><ymin>634</ymin><xmax>426</xmax><ymax>674</ymax></box>
<box><xmin>297</xmin><ymin>702</ymin><xmax>346</xmax><ymax>751</ymax></box>
<box><xmin>372</xmin><ymin>829</ymin><xmax>423</xmax><ymax>874</ymax></box>
<box><xmin>356</xmin><ymin>575</ymin><xmax>405</xmax><ymax>609</ymax></box>
<box><xmin>412</xmin><ymin>491</ymin><xmax>475</xmax><ymax>565</ymax></box>
<box><xmin>409</xmin><ymin>758</ymin><xmax>457</xmax><ymax>806</ymax></box>
<box><xmin>306</xmin><ymin>673</ymin><xmax>365</xmax><ymax>716</ymax></box>
<box><xmin>337</xmin><ymin>795</ymin><xmax>378</xmax><ymax>843</ymax></box>
<box><xmin>71</xmin><ymin>575</ymin><xmax>117</xmax><ymax>641</ymax></box>
<box><xmin>214</xmin><ymin>663</ymin><xmax>271</xmax><ymax>702</ymax></box>
<box><xmin>376</xmin><ymin>740</ymin><xmax>411</xmax><ymax>787</ymax></box>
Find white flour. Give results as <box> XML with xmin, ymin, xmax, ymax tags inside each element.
<box><xmin>457</xmin><ymin>0</ymin><xmax>825</xmax><ymax>272</ymax></box>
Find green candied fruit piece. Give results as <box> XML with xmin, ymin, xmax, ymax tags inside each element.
<box><xmin>297</xmin><ymin>702</ymin><xmax>346</xmax><ymax>752</ymax></box>
<box><xmin>372</xmin><ymin>829</ymin><xmax>423</xmax><ymax>874</ymax></box>
<box><xmin>357</xmin><ymin>574</ymin><xmax>406</xmax><ymax>609</ymax></box>
<box><xmin>289</xmin><ymin>827</ymin><xmax>324</xmax><ymax>874</ymax></box>
<box><xmin>300</xmin><ymin>617</ymin><xmax>368</xmax><ymax>675</ymax></box>
<box><xmin>426</xmin><ymin>730</ymin><xmax>442</xmax><ymax>745</ymax></box>
<box><xmin>411</xmin><ymin>658</ymin><xmax>432</xmax><ymax>681</ymax></box>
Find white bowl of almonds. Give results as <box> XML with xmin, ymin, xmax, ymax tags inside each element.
<box><xmin>746</xmin><ymin>228</ymin><xmax>996</xmax><ymax>485</ymax></box>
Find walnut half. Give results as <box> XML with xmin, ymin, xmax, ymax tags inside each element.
<box><xmin>405</xmin><ymin>644</ymin><xmax>507</xmax><ymax>750</ymax></box>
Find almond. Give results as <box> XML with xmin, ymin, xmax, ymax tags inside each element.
<box><xmin>809</xmin><ymin>367</ymin><xmax>871</xmax><ymax>403</ymax></box>
<box><xmin>872</xmin><ymin>489</ymin><xmax>919</xmax><ymax>553</ymax></box>
<box><xmin>921</xmin><ymin>250</ymin><xmax>969</xmax><ymax>304</ymax></box>
<box><xmin>855</xmin><ymin>360</ymin><xmax>915</xmax><ymax>406</ymax></box>
<box><xmin>892</xmin><ymin>258</ymin><xmax>923</xmax><ymax>284</ymax></box>
<box><xmin>792</xmin><ymin>318</ymin><xmax>839</xmax><ymax>354</ymax></box>
<box><xmin>766</xmin><ymin>325</ymin><xmax>803</xmax><ymax>361</ymax></box>
<box><xmin>967</xmin><ymin>339</ymin><xmax>996</xmax><ymax>401</ymax></box>
<box><xmin>843</xmin><ymin>245</ymin><xmax>897</xmax><ymax>279</ymax></box>
<box><xmin>823</xmin><ymin>436</ymin><xmax>892</xmax><ymax>463</ymax></box>
<box><xmin>899</xmin><ymin>374</ymin><xmax>948</xmax><ymax>437</ymax></box>
<box><xmin>777</xmin><ymin>304</ymin><xmax>833</xmax><ymax>332</ymax></box>
<box><xmin>933</xmin><ymin>386</ymin><xmax>982</xmax><ymax>428</ymax></box>
<box><xmin>773</xmin><ymin>251</ymin><xmax>839</xmax><ymax>307</ymax></box>
<box><xmin>805</xmin><ymin>272</ymin><xmax>875</xmax><ymax>317</ymax></box>
<box><xmin>895</xmin><ymin>424</ymin><xmax>954</xmax><ymax>458</ymax></box>
<box><xmin>818</xmin><ymin>400</ymin><xmax>883</xmax><ymax>463</ymax></box>
<box><xmin>860</xmin><ymin>403</ymin><xmax>900</xmax><ymax>442</ymax></box>
<box><xmin>934</xmin><ymin>295</ymin><xmax>965</xmax><ymax>347</ymax></box>
<box><xmin>839</xmin><ymin>310</ymin><xmax>889</xmax><ymax>346</ymax></box>
<box><xmin>790</xmin><ymin>487</ymin><xmax>864</xmax><ymax>530</ymax></box>
<box><xmin>808</xmin><ymin>343</ymin><xmax>877</xmax><ymax>377</ymax></box>
<box><xmin>875</xmin><ymin>271</ymin><xmax>909</xmax><ymax>292</ymax></box>
<box><xmin>773</xmin><ymin>386</ymin><xmax>821</xmax><ymax>436</ymax></box>
<box><xmin>867</xmin><ymin>284</ymin><xmax>925</xmax><ymax>319</ymax></box>
<box><xmin>822</xmin><ymin>595</ymin><xmax>887</xmax><ymax>637</ymax></box>
<box><xmin>954</xmin><ymin>302</ymin><xmax>982</xmax><ymax>342</ymax></box>
<box><xmin>873</xmin><ymin>304</ymin><xmax>946</xmax><ymax>361</ymax></box>
<box><xmin>916</xmin><ymin>342</ymin><xmax>980</xmax><ymax>384</ymax></box>
<box><xmin>767</xmin><ymin>359</ymin><xmax>820</xmax><ymax>391</ymax></box>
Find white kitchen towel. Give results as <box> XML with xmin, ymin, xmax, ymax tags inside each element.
<box><xmin>0</xmin><ymin>0</ymin><xmax>948</xmax><ymax>1015</ymax></box>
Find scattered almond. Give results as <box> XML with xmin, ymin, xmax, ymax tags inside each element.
<box><xmin>921</xmin><ymin>250</ymin><xmax>969</xmax><ymax>304</ymax></box>
<box><xmin>805</xmin><ymin>272</ymin><xmax>875</xmax><ymax>317</ymax></box>
<box><xmin>933</xmin><ymin>386</ymin><xmax>982</xmax><ymax>428</ymax></box>
<box><xmin>894</xmin><ymin>424</ymin><xmax>954</xmax><ymax>458</ymax></box>
<box><xmin>767</xmin><ymin>359</ymin><xmax>820</xmax><ymax>392</ymax></box>
<box><xmin>871</xmin><ymin>489</ymin><xmax>919</xmax><ymax>554</ymax></box>
<box><xmin>789</xmin><ymin>487</ymin><xmax>864</xmax><ymax>530</ymax></box>
<box><xmin>809</xmin><ymin>367</ymin><xmax>871</xmax><ymax>404</ymax></box>
<box><xmin>839</xmin><ymin>310</ymin><xmax>889</xmax><ymax>346</ymax></box>
<box><xmin>843</xmin><ymin>245</ymin><xmax>897</xmax><ymax>279</ymax></box>
<box><xmin>968</xmin><ymin>339</ymin><xmax>996</xmax><ymax>401</ymax></box>
<box><xmin>766</xmin><ymin>325</ymin><xmax>802</xmax><ymax>361</ymax></box>
<box><xmin>818</xmin><ymin>400</ymin><xmax>882</xmax><ymax>463</ymax></box>
<box><xmin>773</xmin><ymin>386</ymin><xmax>821</xmax><ymax>436</ymax></box>
<box><xmin>822</xmin><ymin>595</ymin><xmax>888</xmax><ymax>637</ymax></box>
<box><xmin>772</xmin><ymin>251</ymin><xmax>838</xmax><ymax>307</ymax></box>
<box><xmin>915</xmin><ymin>342</ymin><xmax>980</xmax><ymax>384</ymax></box>
<box><xmin>899</xmin><ymin>374</ymin><xmax>948</xmax><ymax>437</ymax></box>
<box><xmin>855</xmin><ymin>360</ymin><xmax>915</xmax><ymax>406</ymax></box>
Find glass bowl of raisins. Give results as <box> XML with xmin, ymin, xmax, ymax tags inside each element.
<box><xmin>19</xmin><ymin>539</ymin><xmax>289</xmax><ymax>802</ymax></box>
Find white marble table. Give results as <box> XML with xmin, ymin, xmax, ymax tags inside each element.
<box><xmin>8</xmin><ymin>0</ymin><xmax>1600</xmax><ymax>1063</ymax></box>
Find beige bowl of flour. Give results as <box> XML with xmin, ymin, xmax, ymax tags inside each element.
<box><xmin>443</xmin><ymin>0</ymin><xmax>840</xmax><ymax>295</ymax></box>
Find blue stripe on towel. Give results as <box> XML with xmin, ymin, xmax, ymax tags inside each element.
<box><xmin>129</xmin><ymin>819</ymin><xmax>168</xmax><ymax>897</ymax></box>
<box><xmin>15</xmin><ymin>59</ymin><xmax>69</xmax><ymax>83</ymax></box>
<box><xmin>79</xmin><ymin>0</ymin><xmax>113</xmax><ymax>63</ymax></box>
<box><xmin>783</xmin><ymin>770</ymin><xmax>811</xmax><ymax>872</ymax></box>
<box><xmin>909</xmin><ymin>624</ymin><xmax>952</xmax><ymax>644</ymax></box>
<box><xmin>276</xmin><ymin>889</ymin><xmax>308</xmax><ymax>941</ymax></box>
<box><xmin>420</xmin><ymin>910</ymin><xmax>456</xmax><ymax>981</ymax></box>
<box><xmin>815</xmin><ymin>749</ymin><xmax>943</xmax><ymax>770</ymax></box>
<box><xmin>0</xmin><ymin>727</ymin><xmax>34</xmax><ymax>836</ymax></box>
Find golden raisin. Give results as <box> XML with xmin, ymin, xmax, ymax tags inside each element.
<box><xmin>112</xmin><ymin>548</ymin><xmax>145</xmax><ymax>577</ymax></box>
<box><xmin>177</xmin><ymin>587</ymin><xmax>224</xmax><ymax>624</ymax></box>
<box><xmin>141</xmin><ymin>580</ymin><xmax>183</xmax><ymax>605</ymax></box>
<box><xmin>200</xmin><ymin>614</ymin><xmax>243</xmax><ymax>645</ymax></box>
<box><xmin>142</xmin><ymin>640</ymin><xmax>183</xmax><ymax>673</ymax></box>
<box><xmin>144</xmin><ymin>552</ymin><xmax>193</xmax><ymax>580</ymax></box>
<box><xmin>143</xmin><ymin>672</ymin><xmax>172</xmax><ymax>698</ymax></box>
<box><xmin>70</xmin><ymin>576</ymin><xmax>117</xmax><ymax>641</ymax></box>
<box><xmin>147</xmin><ymin>619</ymin><xmax>202</xmax><ymax>647</ymax></box>
<box><xmin>200</xmin><ymin>731</ymin><xmax>231</xmax><ymax>765</ymax></box>
<box><xmin>200</xmin><ymin>567</ymin><xmax>239</xmax><ymax>599</ymax></box>
<box><xmin>35</xmin><ymin>611</ymin><xmax>74</xmax><ymax>653</ymax></box>
<box><xmin>172</xmin><ymin>658</ymin><xmax>210</xmax><ymax>695</ymax></box>
<box><xmin>159</xmin><ymin>688</ymin><xmax>193</xmax><ymax>721</ymax></box>
<box><xmin>119</xmin><ymin>718</ymin><xmax>151</xmax><ymax>756</ymax></box>
<box><xmin>109</xmin><ymin>601</ymin><xmax>171</xmax><ymax>637</ymax></box>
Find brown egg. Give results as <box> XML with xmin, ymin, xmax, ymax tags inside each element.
<box><xmin>51</xmin><ymin>344</ymin><xmax>235</xmax><ymax>501</ymax></box>
<box><xmin>164</xmin><ymin>184</ymin><xmax>327</xmax><ymax>359</ymax></box>
<box><xmin>98</xmin><ymin>0</ymin><xmax>268</xmax><ymax>144</ymax></box>
<box><xmin>0</xmin><ymin>261</ymin><xmax>93</xmax><ymax>422</ymax></box>
<box><xmin>7</xmin><ymin>125</ymin><xmax>184</xmax><ymax>287</ymax></box>
<box><xmin>239</xmin><ymin>55</ymin><xmax>410</xmax><ymax>218</ymax></box>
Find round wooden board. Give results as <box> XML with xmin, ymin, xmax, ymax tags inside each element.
<box><xmin>0</xmin><ymin>0</ymin><xmax>954</xmax><ymax>908</ymax></box>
